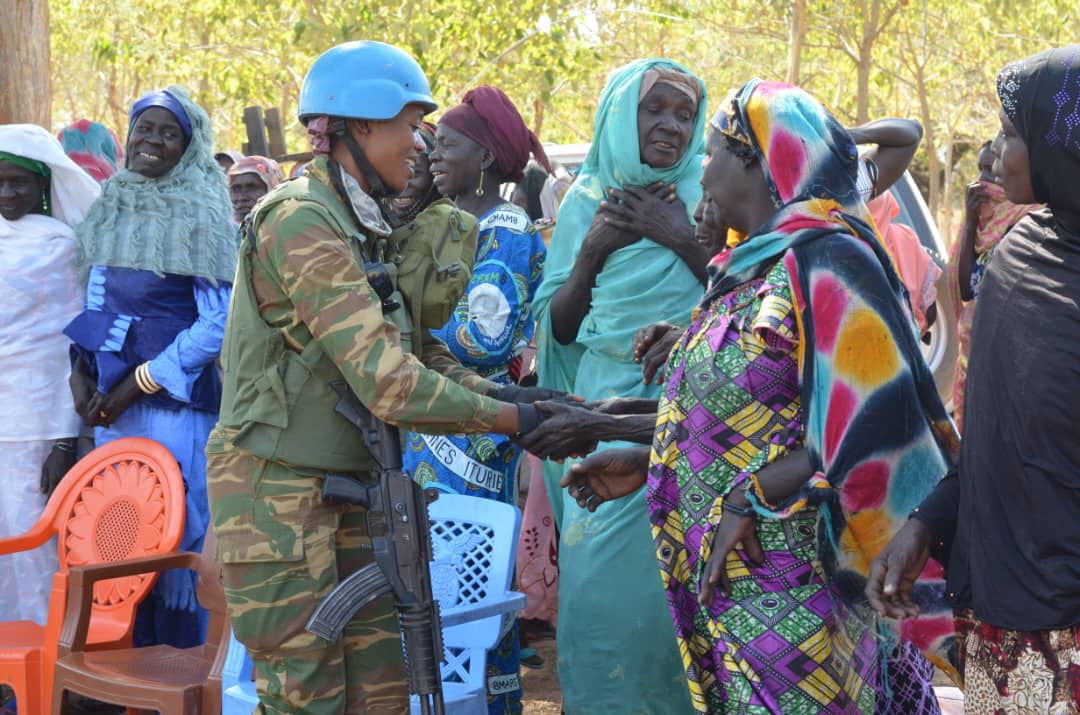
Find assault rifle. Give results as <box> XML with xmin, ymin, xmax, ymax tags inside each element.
<box><xmin>306</xmin><ymin>382</ymin><xmax>445</xmax><ymax>715</ymax></box>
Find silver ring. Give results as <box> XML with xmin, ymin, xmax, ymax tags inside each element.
<box><xmin>576</xmin><ymin>484</ymin><xmax>588</xmax><ymax>496</ymax></box>
<box><xmin>585</xmin><ymin>494</ymin><xmax>597</xmax><ymax>507</ymax></box>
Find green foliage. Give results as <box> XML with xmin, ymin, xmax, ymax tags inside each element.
<box><xmin>49</xmin><ymin>0</ymin><xmax>1078</xmax><ymax>227</ymax></box>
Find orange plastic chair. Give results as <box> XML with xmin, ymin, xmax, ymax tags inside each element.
<box><xmin>50</xmin><ymin>527</ymin><xmax>228</xmax><ymax>714</ymax></box>
<box><xmin>0</xmin><ymin>437</ymin><xmax>185</xmax><ymax>714</ymax></box>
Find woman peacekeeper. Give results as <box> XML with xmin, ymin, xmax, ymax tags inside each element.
<box><xmin>206</xmin><ymin>41</ymin><xmax>579</xmax><ymax>715</ymax></box>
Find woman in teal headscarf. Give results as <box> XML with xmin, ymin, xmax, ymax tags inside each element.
<box><xmin>531</xmin><ymin>58</ymin><xmax>708</xmax><ymax>714</ymax></box>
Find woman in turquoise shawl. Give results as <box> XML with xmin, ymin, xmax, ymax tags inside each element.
<box><xmin>532</xmin><ymin>59</ymin><xmax>708</xmax><ymax>714</ymax></box>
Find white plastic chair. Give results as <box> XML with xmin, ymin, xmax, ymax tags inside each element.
<box><xmin>412</xmin><ymin>494</ymin><xmax>526</xmax><ymax>715</ymax></box>
<box><xmin>219</xmin><ymin>494</ymin><xmax>525</xmax><ymax>715</ymax></box>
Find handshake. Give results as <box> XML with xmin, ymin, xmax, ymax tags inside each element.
<box><xmin>488</xmin><ymin>384</ymin><xmax>659</xmax><ymax>461</ymax></box>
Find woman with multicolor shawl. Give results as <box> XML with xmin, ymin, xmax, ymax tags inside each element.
<box><xmin>64</xmin><ymin>86</ymin><xmax>236</xmax><ymax>649</ymax></box>
<box><xmin>872</xmin><ymin>44</ymin><xmax>1080</xmax><ymax>714</ymax></box>
<box><xmin>563</xmin><ymin>80</ymin><xmax>957</xmax><ymax>713</ymax></box>
<box><xmin>947</xmin><ymin>141</ymin><xmax>1038</xmax><ymax>432</ymax></box>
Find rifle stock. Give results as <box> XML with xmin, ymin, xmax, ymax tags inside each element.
<box><xmin>305</xmin><ymin>382</ymin><xmax>446</xmax><ymax>715</ymax></box>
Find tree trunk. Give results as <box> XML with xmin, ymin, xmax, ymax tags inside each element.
<box><xmin>855</xmin><ymin>0</ymin><xmax>879</xmax><ymax>124</ymax></box>
<box><xmin>786</xmin><ymin>0</ymin><xmax>807</xmax><ymax>85</ymax></box>
<box><xmin>940</xmin><ymin>129</ymin><xmax>956</xmax><ymax>241</ymax></box>
<box><xmin>914</xmin><ymin>62</ymin><xmax>939</xmax><ymax>219</ymax></box>
<box><xmin>856</xmin><ymin>45</ymin><xmax>872</xmax><ymax>124</ymax></box>
<box><xmin>0</xmin><ymin>0</ymin><xmax>51</xmax><ymax>126</ymax></box>
<box><xmin>533</xmin><ymin>98</ymin><xmax>545</xmax><ymax>143</ymax></box>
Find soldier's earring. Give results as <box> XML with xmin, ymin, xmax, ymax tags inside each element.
<box><xmin>475</xmin><ymin>168</ymin><xmax>485</xmax><ymax>197</ymax></box>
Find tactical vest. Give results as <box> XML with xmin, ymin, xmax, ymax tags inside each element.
<box><xmin>217</xmin><ymin>174</ymin><xmax>478</xmax><ymax>472</ymax></box>
<box><xmin>218</xmin><ymin>175</ymin><xmax>399</xmax><ymax>472</ymax></box>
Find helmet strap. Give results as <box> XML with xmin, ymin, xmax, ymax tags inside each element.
<box><xmin>341</xmin><ymin>125</ymin><xmax>388</xmax><ymax>199</ymax></box>
<box><xmin>329</xmin><ymin>118</ymin><xmax>402</xmax><ymax>228</ymax></box>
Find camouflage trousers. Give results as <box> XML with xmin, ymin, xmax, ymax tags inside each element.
<box><xmin>207</xmin><ymin>432</ymin><xmax>409</xmax><ymax>714</ymax></box>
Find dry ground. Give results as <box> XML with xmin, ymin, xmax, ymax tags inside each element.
<box><xmin>521</xmin><ymin>637</ymin><xmax>562</xmax><ymax>714</ymax></box>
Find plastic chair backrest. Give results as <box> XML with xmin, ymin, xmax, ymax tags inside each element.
<box><xmin>34</xmin><ymin>438</ymin><xmax>185</xmax><ymax>642</ymax></box>
<box><xmin>0</xmin><ymin>437</ymin><xmax>185</xmax><ymax>712</ymax></box>
<box><xmin>426</xmin><ymin>494</ymin><xmax>521</xmax><ymax>688</ymax></box>
<box><xmin>61</xmin><ymin>438</ymin><xmax>186</xmax><ymax>644</ymax></box>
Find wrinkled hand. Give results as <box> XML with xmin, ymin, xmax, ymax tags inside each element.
<box><xmin>634</xmin><ymin>322</ymin><xmax>682</xmax><ymax>384</ymax></box>
<box><xmin>40</xmin><ymin>442</ymin><xmax>77</xmax><ymax>496</ymax></box>
<box><xmin>559</xmin><ymin>447</ymin><xmax>650</xmax><ymax>511</ymax></box>
<box><xmin>581</xmin><ymin>206</ymin><xmax>641</xmax><ymax>258</ymax></box>
<box><xmin>599</xmin><ymin>183</ymin><xmax>694</xmax><ymax>251</ymax></box>
<box><xmin>86</xmin><ymin>372</ymin><xmax>144</xmax><ymax>428</ymax></box>
<box><xmin>866</xmin><ymin>518</ymin><xmax>933</xmax><ymax>619</ymax></box>
<box><xmin>584</xmin><ymin>396</ymin><xmax>659</xmax><ymax>416</ymax></box>
<box><xmin>491</xmin><ymin>384</ymin><xmax>581</xmax><ymax>405</ymax></box>
<box><xmin>699</xmin><ymin>495</ymin><xmax>764</xmax><ymax>605</ymax></box>
<box><xmin>69</xmin><ymin>356</ymin><xmax>97</xmax><ymax>425</ymax></box>
<box><xmin>516</xmin><ymin>401</ymin><xmax>602</xmax><ymax>461</ymax></box>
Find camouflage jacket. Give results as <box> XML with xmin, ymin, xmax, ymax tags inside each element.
<box><xmin>229</xmin><ymin>157</ymin><xmax>502</xmax><ymax>441</ymax></box>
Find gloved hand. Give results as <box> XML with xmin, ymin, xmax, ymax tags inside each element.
<box><xmin>515</xmin><ymin>401</ymin><xmax>601</xmax><ymax>460</ymax></box>
<box><xmin>157</xmin><ymin>567</ymin><xmax>200</xmax><ymax>612</ymax></box>
<box><xmin>40</xmin><ymin>439</ymin><xmax>78</xmax><ymax>496</ymax></box>
<box><xmin>489</xmin><ymin>384</ymin><xmax>580</xmax><ymax>404</ymax></box>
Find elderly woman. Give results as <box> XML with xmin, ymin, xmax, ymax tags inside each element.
<box><xmin>0</xmin><ymin>124</ymin><xmax>100</xmax><ymax>625</ymax></box>
<box><xmin>65</xmin><ymin>86</ymin><xmax>236</xmax><ymax>648</ymax></box>
<box><xmin>406</xmin><ymin>85</ymin><xmax>552</xmax><ymax>714</ymax></box>
<box><xmin>227</xmin><ymin>155</ymin><xmax>284</xmax><ymax>224</ymax></box>
<box><xmin>531</xmin><ymin>58</ymin><xmax>711</xmax><ymax>714</ymax></box>
<box><xmin>560</xmin><ymin>80</ymin><xmax>955</xmax><ymax>713</ymax></box>
<box><xmin>871</xmin><ymin>45</ymin><xmax>1080</xmax><ymax>713</ymax></box>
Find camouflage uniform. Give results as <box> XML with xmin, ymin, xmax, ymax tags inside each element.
<box><xmin>207</xmin><ymin>157</ymin><xmax>503</xmax><ymax>714</ymax></box>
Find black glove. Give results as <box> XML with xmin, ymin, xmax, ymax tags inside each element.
<box><xmin>40</xmin><ymin>439</ymin><xmax>78</xmax><ymax>496</ymax></box>
<box><xmin>489</xmin><ymin>384</ymin><xmax>576</xmax><ymax>404</ymax></box>
<box><xmin>514</xmin><ymin>401</ymin><xmax>601</xmax><ymax>460</ymax></box>
<box><xmin>515</xmin><ymin>403</ymin><xmax>541</xmax><ymax>437</ymax></box>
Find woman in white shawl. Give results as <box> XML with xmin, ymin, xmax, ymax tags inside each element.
<box><xmin>0</xmin><ymin>124</ymin><xmax>100</xmax><ymax>624</ymax></box>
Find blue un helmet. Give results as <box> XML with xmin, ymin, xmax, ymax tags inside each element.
<box><xmin>298</xmin><ymin>41</ymin><xmax>437</xmax><ymax>123</ymax></box>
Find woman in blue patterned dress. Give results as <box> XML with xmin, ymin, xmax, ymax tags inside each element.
<box><xmin>403</xmin><ymin>85</ymin><xmax>552</xmax><ymax>715</ymax></box>
<box><xmin>65</xmin><ymin>86</ymin><xmax>236</xmax><ymax>649</ymax></box>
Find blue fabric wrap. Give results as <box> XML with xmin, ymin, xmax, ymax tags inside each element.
<box><xmin>63</xmin><ymin>266</ymin><xmax>223</xmax><ymax>413</ymax></box>
<box><xmin>130</xmin><ymin>90</ymin><xmax>193</xmax><ymax>140</ymax></box>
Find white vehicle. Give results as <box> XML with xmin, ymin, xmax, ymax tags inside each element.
<box><xmin>541</xmin><ymin>143</ymin><xmax>958</xmax><ymax>402</ymax></box>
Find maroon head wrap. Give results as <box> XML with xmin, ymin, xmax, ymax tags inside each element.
<box><xmin>438</xmin><ymin>86</ymin><xmax>552</xmax><ymax>183</ymax></box>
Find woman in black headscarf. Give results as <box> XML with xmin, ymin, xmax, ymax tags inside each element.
<box><xmin>869</xmin><ymin>45</ymin><xmax>1080</xmax><ymax>712</ymax></box>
